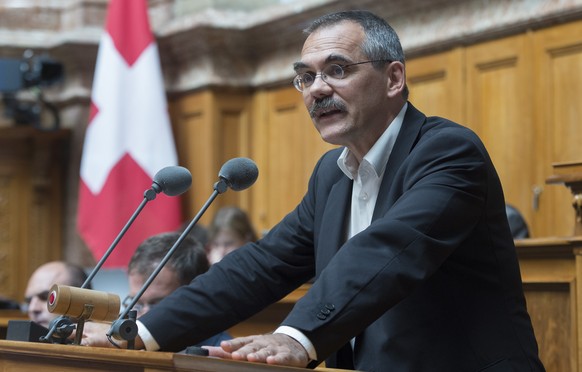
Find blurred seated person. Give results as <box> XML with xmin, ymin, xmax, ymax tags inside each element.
<box><xmin>505</xmin><ymin>204</ymin><xmax>530</xmax><ymax>239</ymax></box>
<box><xmin>206</xmin><ymin>206</ymin><xmax>258</xmax><ymax>265</ymax></box>
<box><xmin>178</xmin><ymin>221</ymin><xmax>209</xmax><ymax>247</ymax></box>
<box><xmin>82</xmin><ymin>231</ymin><xmax>230</xmax><ymax>346</ymax></box>
<box><xmin>23</xmin><ymin>261</ymin><xmax>89</xmax><ymax>328</ymax></box>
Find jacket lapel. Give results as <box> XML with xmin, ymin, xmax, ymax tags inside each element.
<box><xmin>372</xmin><ymin>103</ymin><xmax>427</xmax><ymax>220</ymax></box>
<box><xmin>317</xmin><ymin>174</ymin><xmax>352</xmax><ymax>270</ymax></box>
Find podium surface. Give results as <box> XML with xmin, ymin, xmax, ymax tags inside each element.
<box><xmin>0</xmin><ymin>339</ymin><xmax>346</xmax><ymax>371</ymax></box>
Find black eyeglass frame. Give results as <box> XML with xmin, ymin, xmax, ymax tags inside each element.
<box><xmin>122</xmin><ymin>295</ymin><xmax>157</xmax><ymax>314</ymax></box>
<box><xmin>292</xmin><ymin>59</ymin><xmax>393</xmax><ymax>92</ymax></box>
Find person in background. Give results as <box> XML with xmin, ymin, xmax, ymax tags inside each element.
<box><xmin>178</xmin><ymin>221</ymin><xmax>209</xmax><ymax>247</ymax></box>
<box><xmin>82</xmin><ymin>231</ymin><xmax>231</xmax><ymax>347</ymax></box>
<box><xmin>82</xmin><ymin>10</ymin><xmax>544</xmax><ymax>371</ymax></box>
<box><xmin>23</xmin><ymin>261</ymin><xmax>89</xmax><ymax>328</ymax></box>
<box><xmin>205</xmin><ymin>206</ymin><xmax>258</xmax><ymax>265</ymax></box>
<box><xmin>506</xmin><ymin>203</ymin><xmax>530</xmax><ymax>239</ymax></box>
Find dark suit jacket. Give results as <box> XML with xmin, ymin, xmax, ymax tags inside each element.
<box><xmin>140</xmin><ymin>103</ymin><xmax>544</xmax><ymax>371</ymax></box>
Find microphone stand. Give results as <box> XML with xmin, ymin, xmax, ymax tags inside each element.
<box><xmin>107</xmin><ymin>180</ymin><xmax>228</xmax><ymax>348</ymax></box>
<box><xmin>40</xmin><ymin>187</ymin><xmax>161</xmax><ymax>344</ymax></box>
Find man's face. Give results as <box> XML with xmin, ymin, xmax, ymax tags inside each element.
<box><xmin>297</xmin><ymin>21</ymin><xmax>394</xmax><ymax>159</ymax></box>
<box><xmin>127</xmin><ymin>266</ymin><xmax>181</xmax><ymax>317</ymax></box>
<box><xmin>24</xmin><ymin>263</ymin><xmax>71</xmax><ymax>328</ymax></box>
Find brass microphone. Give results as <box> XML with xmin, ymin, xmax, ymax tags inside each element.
<box><xmin>47</xmin><ymin>284</ymin><xmax>120</xmax><ymax>322</ymax></box>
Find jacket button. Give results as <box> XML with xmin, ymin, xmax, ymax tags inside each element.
<box><xmin>325</xmin><ymin>303</ymin><xmax>335</xmax><ymax>311</ymax></box>
<box><xmin>321</xmin><ymin>308</ymin><xmax>331</xmax><ymax>315</ymax></box>
<box><xmin>317</xmin><ymin>313</ymin><xmax>327</xmax><ymax>320</ymax></box>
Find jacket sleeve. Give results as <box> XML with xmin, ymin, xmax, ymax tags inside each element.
<box><xmin>137</xmin><ymin>151</ymin><xmax>341</xmax><ymax>352</ymax></box>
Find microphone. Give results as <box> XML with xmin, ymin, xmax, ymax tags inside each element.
<box><xmin>47</xmin><ymin>284</ymin><xmax>121</xmax><ymax>322</ymax></box>
<box><xmin>39</xmin><ymin>165</ymin><xmax>192</xmax><ymax>344</ymax></box>
<box><xmin>218</xmin><ymin>157</ymin><xmax>259</xmax><ymax>191</ymax></box>
<box><xmin>151</xmin><ymin>165</ymin><xmax>193</xmax><ymax>197</ymax></box>
<box><xmin>107</xmin><ymin>157</ymin><xmax>258</xmax><ymax>346</ymax></box>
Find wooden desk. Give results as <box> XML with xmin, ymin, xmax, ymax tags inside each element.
<box><xmin>0</xmin><ymin>339</ymin><xmax>346</xmax><ymax>371</ymax></box>
<box><xmin>516</xmin><ymin>237</ymin><xmax>582</xmax><ymax>372</ymax></box>
<box><xmin>233</xmin><ymin>242</ymin><xmax>582</xmax><ymax>372</ymax></box>
<box><xmin>5</xmin><ymin>245</ymin><xmax>573</xmax><ymax>371</ymax></box>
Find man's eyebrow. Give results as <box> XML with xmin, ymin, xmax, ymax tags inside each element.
<box><xmin>293</xmin><ymin>61</ymin><xmax>308</xmax><ymax>72</ymax></box>
<box><xmin>326</xmin><ymin>54</ymin><xmax>351</xmax><ymax>64</ymax></box>
<box><xmin>293</xmin><ymin>54</ymin><xmax>352</xmax><ymax>72</ymax></box>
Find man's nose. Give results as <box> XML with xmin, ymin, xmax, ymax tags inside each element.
<box><xmin>28</xmin><ymin>296</ymin><xmax>45</xmax><ymax>313</ymax></box>
<box><xmin>309</xmin><ymin>74</ymin><xmax>333</xmax><ymax>97</ymax></box>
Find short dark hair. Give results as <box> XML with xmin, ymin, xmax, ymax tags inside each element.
<box><xmin>305</xmin><ymin>10</ymin><xmax>409</xmax><ymax>99</ymax></box>
<box><xmin>66</xmin><ymin>263</ymin><xmax>91</xmax><ymax>289</ymax></box>
<box><xmin>128</xmin><ymin>232</ymin><xmax>209</xmax><ymax>286</ymax></box>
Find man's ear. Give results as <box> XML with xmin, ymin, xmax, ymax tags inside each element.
<box><xmin>386</xmin><ymin>61</ymin><xmax>406</xmax><ymax>98</ymax></box>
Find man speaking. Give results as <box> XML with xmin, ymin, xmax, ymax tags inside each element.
<box><xmin>83</xmin><ymin>10</ymin><xmax>544</xmax><ymax>371</ymax></box>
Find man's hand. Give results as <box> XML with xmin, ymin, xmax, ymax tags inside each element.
<box><xmin>205</xmin><ymin>333</ymin><xmax>309</xmax><ymax>367</ymax></box>
<box><xmin>76</xmin><ymin>322</ymin><xmax>114</xmax><ymax>347</ymax></box>
<box><xmin>76</xmin><ymin>321</ymin><xmax>144</xmax><ymax>350</ymax></box>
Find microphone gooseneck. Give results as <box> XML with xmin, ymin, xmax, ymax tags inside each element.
<box><xmin>218</xmin><ymin>157</ymin><xmax>259</xmax><ymax>191</ymax></box>
<box><xmin>107</xmin><ymin>157</ymin><xmax>258</xmax><ymax>347</ymax></box>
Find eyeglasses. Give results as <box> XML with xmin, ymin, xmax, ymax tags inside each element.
<box><xmin>20</xmin><ymin>290</ymin><xmax>50</xmax><ymax>312</ymax></box>
<box><xmin>122</xmin><ymin>295</ymin><xmax>157</xmax><ymax>314</ymax></box>
<box><xmin>293</xmin><ymin>60</ymin><xmax>392</xmax><ymax>92</ymax></box>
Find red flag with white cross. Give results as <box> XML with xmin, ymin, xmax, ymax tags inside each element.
<box><xmin>77</xmin><ymin>0</ymin><xmax>182</xmax><ymax>267</ymax></box>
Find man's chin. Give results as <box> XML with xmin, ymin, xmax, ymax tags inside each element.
<box><xmin>35</xmin><ymin>319</ymin><xmax>51</xmax><ymax>329</ymax></box>
<box><xmin>317</xmin><ymin>128</ymin><xmax>344</xmax><ymax>146</ymax></box>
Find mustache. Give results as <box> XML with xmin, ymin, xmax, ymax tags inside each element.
<box><xmin>309</xmin><ymin>97</ymin><xmax>347</xmax><ymax>118</ymax></box>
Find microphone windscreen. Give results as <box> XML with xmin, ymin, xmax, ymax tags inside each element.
<box><xmin>153</xmin><ymin>166</ymin><xmax>192</xmax><ymax>196</ymax></box>
<box><xmin>218</xmin><ymin>157</ymin><xmax>259</xmax><ymax>191</ymax></box>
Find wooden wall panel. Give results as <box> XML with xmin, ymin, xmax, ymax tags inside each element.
<box><xmin>524</xmin><ymin>283</ymin><xmax>573</xmax><ymax>371</ymax></box>
<box><xmin>171</xmin><ymin>91</ymin><xmax>216</xmax><ymax>226</ymax></box>
<box><xmin>0</xmin><ymin>161</ymin><xmax>28</xmax><ymax>300</ymax></box>
<box><xmin>533</xmin><ymin>20</ymin><xmax>582</xmax><ymax>237</ymax></box>
<box><xmin>168</xmin><ymin>21</ymin><xmax>582</xmax><ymax>239</ymax></box>
<box><xmin>406</xmin><ymin>48</ymin><xmax>465</xmax><ymax>125</ymax></box>
<box><xmin>464</xmin><ymin>34</ymin><xmax>536</xmax><ymax>235</ymax></box>
<box><xmin>170</xmin><ymin>91</ymin><xmax>251</xmax><ymax>227</ymax></box>
<box><xmin>517</xmin><ymin>240</ymin><xmax>581</xmax><ymax>371</ymax></box>
<box><xmin>0</xmin><ymin>128</ymin><xmax>66</xmax><ymax>301</ymax></box>
<box><xmin>213</xmin><ymin>92</ymin><xmax>252</xmax><ymax>211</ymax></box>
<box><xmin>250</xmin><ymin>87</ymin><xmax>334</xmax><ymax>233</ymax></box>
<box><xmin>266</xmin><ymin>88</ymin><xmax>311</xmax><ymax>228</ymax></box>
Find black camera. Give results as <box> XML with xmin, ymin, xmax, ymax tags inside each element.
<box><xmin>0</xmin><ymin>52</ymin><xmax>64</xmax><ymax>129</ymax></box>
<box><xmin>0</xmin><ymin>55</ymin><xmax>63</xmax><ymax>93</ymax></box>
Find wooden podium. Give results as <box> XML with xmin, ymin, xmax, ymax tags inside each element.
<box><xmin>0</xmin><ymin>339</ymin><xmax>346</xmax><ymax>371</ymax></box>
<box><xmin>546</xmin><ymin>161</ymin><xmax>582</xmax><ymax>236</ymax></box>
<box><xmin>516</xmin><ymin>237</ymin><xmax>582</xmax><ymax>372</ymax></box>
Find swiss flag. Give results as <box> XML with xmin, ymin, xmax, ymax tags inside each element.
<box><xmin>77</xmin><ymin>0</ymin><xmax>182</xmax><ymax>268</ymax></box>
